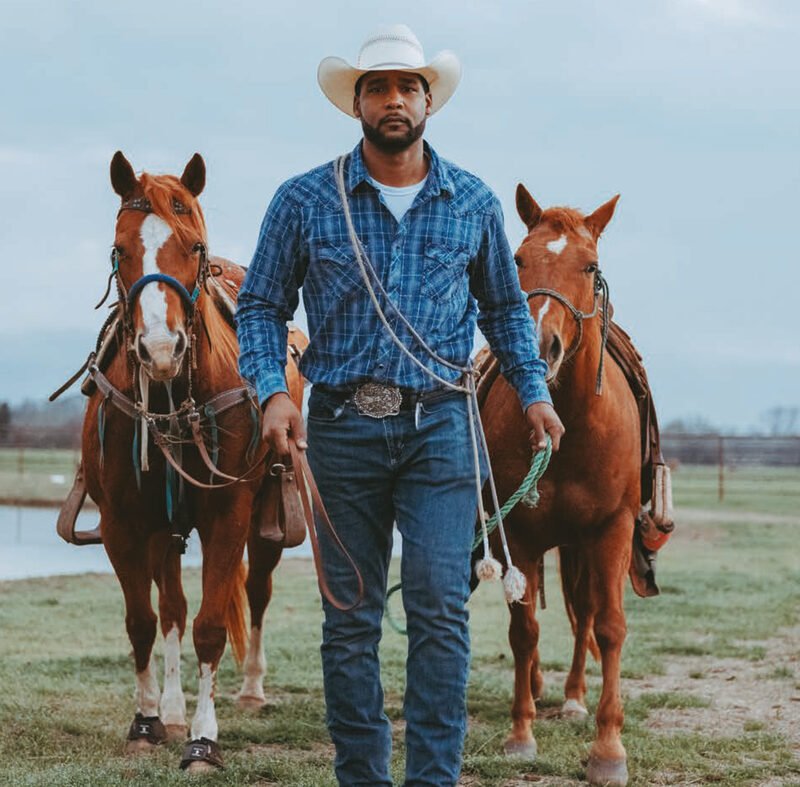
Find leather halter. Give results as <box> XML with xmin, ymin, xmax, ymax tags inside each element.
<box><xmin>526</xmin><ymin>269</ymin><xmax>611</xmax><ymax>395</ymax></box>
<box><xmin>119</xmin><ymin>195</ymin><xmax>192</xmax><ymax>215</ymax></box>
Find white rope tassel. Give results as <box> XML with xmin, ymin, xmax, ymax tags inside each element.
<box><xmin>503</xmin><ymin>565</ymin><xmax>527</xmax><ymax>604</ymax></box>
<box><xmin>476</xmin><ymin>555</ymin><xmax>503</xmax><ymax>582</ymax></box>
<box><xmin>139</xmin><ymin>366</ymin><xmax>150</xmax><ymax>472</ymax></box>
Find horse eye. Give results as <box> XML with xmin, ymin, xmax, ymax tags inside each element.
<box><xmin>513</xmin><ymin>254</ymin><xmax>522</xmax><ymax>267</ymax></box>
<box><xmin>585</xmin><ymin>263</ymin><xmax>598</xmax><ymax>273</ymax></box>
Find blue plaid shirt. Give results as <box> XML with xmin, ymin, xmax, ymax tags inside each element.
<box><xmin>236</xmin><ymin>141</ymin><xmax>551</xmax><ymax>410</ymax></box>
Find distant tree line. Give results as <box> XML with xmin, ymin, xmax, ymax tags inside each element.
<box><xmin>0</xmin><ymin>396</ymin><xmax>797</xmax><ymax>450</ymax></box>
<box><xmin>0</xmin><ymin>396</ymin><xmax>84</xmax><ymax>449</ymax></box>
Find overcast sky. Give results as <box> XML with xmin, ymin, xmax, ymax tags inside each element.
<box><xmin>1</xmin><ymin>0</ymin><xmax>797</xmax><ymax>430</ymax></box>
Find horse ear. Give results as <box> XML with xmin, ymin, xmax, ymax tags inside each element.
<box><xmin>110</xmin><ymin>151</ymin><xmax>137</xmax><ymax>199</ymax></box>
<box><xmin>515</xmin><ymin>183</ymin><xmax>543</xmax><ymax>230</ymax></box>
<box><xmin>181</xmin><ymin>153</ymin><xmax>206</xmax><ymax>197</ymax></box>
<box><xmin>585</xmin><ymin>194</ymin><xmax>620</xmax><ymax>239</ymax></box>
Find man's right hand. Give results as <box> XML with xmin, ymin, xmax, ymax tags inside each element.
<box><xmin>261</xmin><ymin>392</ymin><xmax>307</xmax><ymax>455</ymax></box>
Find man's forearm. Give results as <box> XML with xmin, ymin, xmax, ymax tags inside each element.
<box><xmin>236</xmin><ymin>297</ymin><xmax>291</xmax><ymax>407</ymax></box>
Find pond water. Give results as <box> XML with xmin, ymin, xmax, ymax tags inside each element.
<box><xmin>0</xmin><ymin>505</ymin><xmax>319</xmax><ymax>581</ymax></box>
<box><xmin>0</xmin><ymin>503</ymin><xmax>410</xmax><ymax>582</ymax></box>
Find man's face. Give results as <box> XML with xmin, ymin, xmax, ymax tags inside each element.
<box><xmin>354</xmin><ymin>71</ymin><xmax>432</xmax><ymax>154</ymax></box>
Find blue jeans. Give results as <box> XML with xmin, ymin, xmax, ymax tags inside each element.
<box><xmin>306</xmin><ymin>386</ymin><xmax>485</xmax><ymax>787</ymax></box>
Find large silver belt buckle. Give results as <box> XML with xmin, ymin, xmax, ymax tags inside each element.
<box><xmin>353</xmin><ymin>383</ymin><xmax>402</xmax><ymax>418</ymax></box>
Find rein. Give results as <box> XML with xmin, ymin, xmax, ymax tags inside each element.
<box><xmin>526</xmin><ymin>268</ymin><xmax>611</xmax><ymax>395</ymax></box>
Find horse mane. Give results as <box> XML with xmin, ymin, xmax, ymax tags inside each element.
<box><xmin>200</xmin><ymin>296</ymin><xmax>240</xmax><ymax>380</ymax></box>
<box><xmin>139</xmin><ymin>173</ymin><xmax>207</xmax><ymax>249</ymax></box>
<box><xmin>540</xmin><ymin>206</ymin><xmax>589</xmax><ymax>236</ymax></box>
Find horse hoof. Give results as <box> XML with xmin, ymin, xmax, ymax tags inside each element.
<box><xmin>561</xmin><ymin>698</ymin><xmax>589</xmax><ymax>718</ymax></box>
<box><xmin>165</xmin><ymin>724</ymin><xmax>188</xmax><ymax>742</ymax></box>
<box><xmin>184</xmin><ymin>760</ymin><xmax>218</xmax><ymax>775</ymax></box>
<box><xmin>125</xmin><ymin>713</ymin><xmax>166</xmax><ymax>754</ymax></box>
<box><xmin>503</xmin><ymin>738</ymin><xmax>538</xmax><ymax>760</ymax></box>
<box><xmin>236</xmin><ymin>693</ymin><xmax>267</xmax><ymax>711</ymax></box>
<box><xmin>125</xmin><ymin>737</ymin><xmax>159</xmax><ymax>755</ymax></box>
<box><xmin>180</xmin><ymin>737</ymin><xmax>224</xmax><ymax>772</ymax></box>
<box><xmin>586</xmin><ymin>755</ymin><xmax>628</xmax><ymax>786</ymax></box>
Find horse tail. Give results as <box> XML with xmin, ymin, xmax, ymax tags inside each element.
<box><xmin>226</xmin><ymin>560</ymin><xmax>249</xmax><ymax>667</ymax></box>
<box><xmin>558</xmin><ymin>546</ymin><xmax>600</xmax><ymax>662</ymax></box>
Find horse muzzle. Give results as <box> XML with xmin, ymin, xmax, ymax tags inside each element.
<box><xmin>135</xmin><ymin>329</ymin><xmax>188</xmax><ymax>381</ymax></box>
<box><xmin>540</xmin><ymin>330</ymin><xmax>564</xmax><ymax>384</ymax></box>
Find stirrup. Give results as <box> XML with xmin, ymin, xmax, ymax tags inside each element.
<box><xmin>56</xmin><ymin>462</ymin><xmax>102</xmax><ymax>545</ymax></box>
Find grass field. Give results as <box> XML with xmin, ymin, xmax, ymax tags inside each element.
<box><xmin>0</xmin><ymin>448</ymin><xmax>80</xmax><ymax>505</ymax></box>
<box><xmin>1</xmin><ymin>460</ymin><xmax>799</xmax><ymax>785</ymax></box>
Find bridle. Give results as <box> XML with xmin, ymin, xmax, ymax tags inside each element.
<box><xmin>100</xmin><ymin>195</ymin><xmax>211</xmax><ymax>342</ymax></box>
<box><xmin>85</xmin><ymin>196</ymin><xmax>264</xmax><ymax>526</ymax></box>
<box><xmin>526</xmin><ymin>268</ymin><xmax>611</xmax><ymax>395</ymax></box>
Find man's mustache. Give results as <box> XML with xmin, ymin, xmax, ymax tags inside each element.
<box><xmin>380</xmin><ymin>115</ymin><xmax>411</xmax><ymax>127</ymax></box>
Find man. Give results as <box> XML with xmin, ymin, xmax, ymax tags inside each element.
<box><xmin>236</xmin><ymin>24</ymin><xmax>564</xmax><ymax>787</ymax></box>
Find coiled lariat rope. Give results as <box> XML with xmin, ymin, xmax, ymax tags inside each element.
<box><xmin>386</xmin><ymin>436</ymin><xmax>552</xmax><ymax>635</ymax></box>
<box><xmin>333</xmin><ymin>155</ymin><xmax>549</xmax><ymax>605</ymax></box>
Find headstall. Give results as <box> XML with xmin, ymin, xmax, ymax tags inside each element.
<box><xmin>526</xmin><ymin>268</ymin><xmax>611</xmax><ymax>395</ymax></box>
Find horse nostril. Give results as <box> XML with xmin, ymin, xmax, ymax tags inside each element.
<box><xmin>174</xmin><ymin>332</ymin><xmax>187</xmax><ymax>358</ymax></box>
<box><xmin>548</xmin><ymin>334</ymin><xmax>563</xmax><ymax>363</ymax></box>
<box><xmin>137</xmin><ymin>335</ymin><xmax>151</xmax><ymax>364</ymax></box>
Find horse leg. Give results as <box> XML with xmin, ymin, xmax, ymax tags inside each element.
<box><xmin>584</xmin><ymin>517</ymin><xmax>632</xmax><ymax>787</ymax></box>
<box><xmin>104</xmin><ymin>524</ymin><xmax>166</xmax><ymax>754</ymax></box>
<box><xmin>237</xmin><ymin>532</ymin><xmax>283</xmax><ymax>709</ymax></box>
<box><xmin>182</xmin><ymin>509</ymin><xmax>249</xmax><ymax>772</ymax></box>
<box><xmin>504</xmin><ymin>553</ymin><xmax>541</xmax><ymax>760</ymax></box>
<box><xmin>559</xmin><ymin>545</ymin><xmax>592</xmax><ymax>719</ymax></box>
<box><xmin>562</xmin><ymin>612</ymin><xmax>593</xmax><ymax>719</ymax></box>
<box><xmin>150</xmin><ymin>533</ymin><xmax>188</xmax><ymax>741</ymax></box>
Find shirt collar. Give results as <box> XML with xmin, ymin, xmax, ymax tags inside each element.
<box><xmin>346</xmin><ymin>140</ymin><xmax>456</xmax><ymax>199</ymax></box>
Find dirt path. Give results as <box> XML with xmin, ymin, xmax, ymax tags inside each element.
<box><xmin>628</xmin><ymin>622</ymin><xmax>800</xmax><ymax>759</ymax></box>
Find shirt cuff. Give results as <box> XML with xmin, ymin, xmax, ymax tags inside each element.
<box><xmin>516</xmin><ymin>377</ymin><xmax>553</xmax><ymax>412</ymax></box>
<box><xmin>254</xmin><ymin>370</ymin><xmax>289</xmax><ymax>409</ymax></box>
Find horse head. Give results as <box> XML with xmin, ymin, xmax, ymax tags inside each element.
<box><xmin>514</xmin><ymin>184</ymin><xmax>619</xmax><ymax>385</ymax></box>
<box><xmin>109</xmin><ymin>151</ymin><xmax>208</xmax><ymax>382</ymax></box>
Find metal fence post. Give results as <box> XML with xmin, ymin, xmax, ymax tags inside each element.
<box><xmin>718</xmin><ymin>435</ymin><xmax>725</xmax><ymax>503</ymax></box>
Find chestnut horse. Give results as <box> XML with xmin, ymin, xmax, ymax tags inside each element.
<box><xmin>80</xmin><ymin>152</ymin><xmax>305</xmax><ymax>771</ymax></box>
<box><xmin>479</xmin><ymin>185</ymin><xmax>636</xmax><ymax>786</ymax></box>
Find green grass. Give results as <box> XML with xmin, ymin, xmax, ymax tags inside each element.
<box><xmin>671</xmin><ymin>463</ymin><xmax>800</xmax><ymax>516</ymax></box>
<box><xmin>0</xmin><ymin>447</ymin><xmax>80</xmax><ymax>504</ymax></box>
<box><xmin>2</xmin><ymin>498</ymin><xmax>799</xmax><ymax>786</ymax></box>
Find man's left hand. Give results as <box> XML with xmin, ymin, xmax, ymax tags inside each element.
<box><xmin>525</xmin><ymin>402</ymin><xmax>565</xmax><ymax>452</ymax></box>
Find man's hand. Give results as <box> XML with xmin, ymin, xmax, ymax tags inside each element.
<box><xmin>525</xmin><ymin>402</ymin><xmax>565</xmax><ymax>452</ymax></box>
<box><xmin>261</xmin><ymin>392</ymin><xmax>307</xmax><ymax>455</ymax></box>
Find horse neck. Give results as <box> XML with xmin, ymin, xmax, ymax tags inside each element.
<box><xmin>552</xmin><ymin>319</ymin><xmax>606</xmax><ymax>419</ymax></box>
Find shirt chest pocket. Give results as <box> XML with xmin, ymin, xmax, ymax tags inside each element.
<box><xmin>312</xmin><ymin>243</ymin><xmax>365</xmax><ymax>300</ymax></box>
<box><xmin>422</xmin><ymin>243</ymin><xmax>471</xmax><ymax>303</ymax></box>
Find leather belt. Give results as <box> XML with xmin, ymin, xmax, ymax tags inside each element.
<box><xmin>315</xmin><ymin>382</ymin><xmax>460</xmax><ymax>418</ymax></box>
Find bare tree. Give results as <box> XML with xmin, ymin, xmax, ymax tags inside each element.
<box><xmin>761</xmin><ymin>406</ymin><xmax>800</xmax><ymax>436</ymax></box>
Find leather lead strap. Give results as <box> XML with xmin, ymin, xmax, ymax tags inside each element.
<box><xmin>289</xmin><ymin>441</ymin><xmax>364</xmax><ymax>612</ymax></box>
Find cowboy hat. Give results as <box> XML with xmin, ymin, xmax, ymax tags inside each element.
<box><xmin>317</xmin><ymin>24</ymin><xmax>462</xmax><ymax>118</ymax></box>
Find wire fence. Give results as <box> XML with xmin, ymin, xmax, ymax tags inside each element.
<box><xmin>2</xmin><ymin>429</ymin><xmax>799</xmax><ymax>510</ymax></box>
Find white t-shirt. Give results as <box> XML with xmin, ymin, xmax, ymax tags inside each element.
<box><xmin>368</xmin><ymin>175</ymin><xmax>427</xmax><ymax>224</ymax></box>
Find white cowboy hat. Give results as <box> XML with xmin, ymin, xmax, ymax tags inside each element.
<box><xmin>317</xmin><ymin>24</ymin><xmax>462</xmax><ymax>118</ymax></box>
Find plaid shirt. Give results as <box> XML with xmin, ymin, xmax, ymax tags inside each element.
<box><xmin>236</xmin><ymin>141</ymin><xmax>551</xmax><ymax>410</ymax></box>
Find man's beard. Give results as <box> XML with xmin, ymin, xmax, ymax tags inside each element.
<box><xmin>361</xmin><ymin>116</ymin><xmax>427</xmax><ymax>153</ymax></box>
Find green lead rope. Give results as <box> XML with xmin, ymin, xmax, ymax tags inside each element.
<box><xmin>386</xmin><ymin>437</ymin><xmax>553</xmax><ymax>636</ymax></box>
